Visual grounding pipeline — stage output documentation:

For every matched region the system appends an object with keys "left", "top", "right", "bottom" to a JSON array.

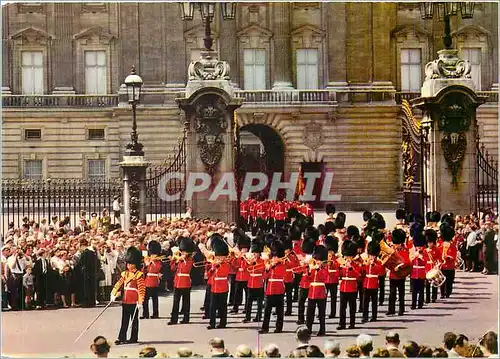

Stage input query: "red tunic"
[
  {"left": 265, "top": 262, "right": 286, "bottom": 296},
  {"left": 439, "top": 243, "right": 457, "bottom": 270},
  {"left": 363, "top": 262, "right": 385, "bottom": 289},
  {"left": 339, "top": 262, "right": 362, "bottom": 293},
  {"left": 144, "top": 259, "right": 162, "bottom": 288},
  {"left": 247, "top": 258, "right": 265, "bottom": 289},
  {"left": 388, "top": 248, "right": 411, "bottom": 280},
  {"left": 326, "top": 257, "right": 340, "bottom": 284},
  {"left": 425, "top": 246, "right": 442, "bottom": 272},
  {"left": 249, "top": 201, "right": 257, "bottom": 219},
  {"left": 284, "top": 253, "right": 300, "bottom": 283},
  {"left": 293, "top": 240, "right": 304, "bottom": 257},
  {"left": 304, "top": 204, "right": 314, "bottom": 217},
  {"left": 235, "top": 257, "right": 250, "bottom": 282},
  {"left": 274, "top": 202, "right": 286, "bottom": 221},
  {"left": 298, "top": 265, "right": 311, "bottom": 289},
  {"left": 111, "top": 269, "right": 146, "bottom": 304},
  {"left": 307, "top": 266, "right": 328, "bottom": 299},
  {"left": 240, "top": 201, "right": 249, "bottom": 220},
  {"left": 171, "top": 259, "right": 193, "bottom": 289},
  {"left": 210, "top": 261, "right": 230, "bottom": 293},
  {"left": 411, "top": 248, "right": 429, "bottom": 279}
]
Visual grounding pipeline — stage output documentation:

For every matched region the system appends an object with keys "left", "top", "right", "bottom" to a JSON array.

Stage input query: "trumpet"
[
  {"left": 166, "top": 252, "right": 184, "bottom": 263},
  {"left": 291, "top": 258, "right": 329, "bottom": 273},
  {"left": 193, "top": 257, "right": 231, "bottom": 268},
  {"left": 144, "top": 254, "right": 167, "bottom": 263}
]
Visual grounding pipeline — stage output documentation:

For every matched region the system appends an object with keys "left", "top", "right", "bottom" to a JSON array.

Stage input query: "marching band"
[{"left": 108, "top": 203, "right": 462, "bottom": 343}]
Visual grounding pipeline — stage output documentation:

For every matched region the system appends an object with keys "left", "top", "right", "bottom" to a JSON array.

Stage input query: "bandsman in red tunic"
[
  {"left": 337, "top": 240, "right": 362, "bottom": 330},
  {"left": 230, "top": 232, "right": 251, "bottom": 314},
  {"left": 240, "top": 200, "right": 250, "bottom": 230},
  {"left": 295, "top": 237, "right": 316, "bottom": 325},
  {"left": 283, "top": 238, "right": 300, "bottom": 316},
  {"left": 410, "top": 227, "right": 428, "bottom": 310},
  {"left": 274, "top": 201, "right": 287, "bottom": 231},
  {"left": 243, "top": 238, "right": 265, "bottom": 323},
  {"left": 259, "top": 240, "right": 286, "bottom": 334},
  {"left": 111, "top": 247, "right": 146, "bottom": 345},
  {"left": 207, "top": 234, "right": 230, "bottom": 329},
  {"left": 141, "top": 240, "right": 162, "bottom": 319},
  {"left": 386, "top": 229, "right": 412, "bottom": 316},
  {"left": 439, "top": 223, "right": 458, "bottom": 299},
  {"left": 168, "top": 237, "right": 195, "bottom": 325},
  {"left": 362, "top": 241, "right": 385, "bottom": 323},
  {"left": 324, "top": 235, "right": 340, "bottom": 318},
  {"left": 305, "top": 245, "right": 328, "bottom": 336},
  {"left": 424, "top": 229, "right": 441, "bottom": 303},
  {"left": 290, "top": 227, "right": 303, "bottom": 302},
  {"left": 395, "top": 209, "right": 407, "bottom": 230},
  {"left": 325, "top": 204, "right": 336, "bottom": 222}
]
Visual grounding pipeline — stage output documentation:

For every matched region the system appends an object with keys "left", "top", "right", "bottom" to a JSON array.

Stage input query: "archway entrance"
[{"left": 239, "top": 124, "right": 285, "bottom": 199}]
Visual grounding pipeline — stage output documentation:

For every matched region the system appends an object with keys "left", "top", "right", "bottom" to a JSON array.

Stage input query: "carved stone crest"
[
  {"left": 441, "top": 132, "right": 467, "bottom": 184},
  {"left": 302, "top": 121, "right": 323, "bottom": 151},
  {"left": 188, "top": 51, "right": 231, "bottom": 81},
  {"left": 425, "top": 49, "right": 471, "bottom": 80}
]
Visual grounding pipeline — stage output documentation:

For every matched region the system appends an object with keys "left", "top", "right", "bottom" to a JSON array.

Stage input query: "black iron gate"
[
  {"left": 476, "top": 142, "right": 498, "bottom": 213},
  {"left": 1, "top": 178, "right": 122, "bottom": 234},
  {"left": 144, "top": 132, "right": 187, "bottom": 222}
]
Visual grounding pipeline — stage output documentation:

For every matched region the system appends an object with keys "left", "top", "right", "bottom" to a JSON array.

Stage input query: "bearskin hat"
[
  {"left": 367, "top": 241, "right": 381, "bottom": 256},
  {"left": 304, "top": 216, "right": 314, "bottom": 227},
  {"left": 391, "top": 229, "right": 407, "bottom": 245},
  {"left": 211, "top": 234, "right": 229, "bottom": 256},
  {"left": 289, "top": 227, "right": 302, "bottom": 241},
  {"left": 287, "top": 207, "right": 299, "bottom": 219},
  {"left": 301, "top": 237, "right": 316, "bottom": 254},
  {"left": 440, "top": 223, "right": 455, "bottom": 242},
  {"left": 365, "top": 219, "right": 379, "bottom": 236},
  {"left": 236, "top": 234, "right": 251, "bottom": 249},
  {"left": 282, "top": 238, "right": 293, "bottom": 251},
  {"left": 425, "top": 229, "right": 438, "bottom": 244},
  {"left": 346, "top": 225, "right": 360, "bottom": 239},
  {"left": 410, "top": 222, "right": 424, "bottom": 239},
  {"left": 396, "top": 208, "right": 407, "bottom": 220},
  {"left": 372, "top": 231, "right": 385, "bottom": 243},
  {"left": 271, "top": 240, "right": 285, "bottom": 258},
  {"left": 256, "top": 217, "right": 268, "bottom": 230},
  {"left": 363, "top": 210, "right": 373, "bottom": 222},
  {"left": 179, "top": 237, "right": 196, "bottom": 253},
  {"left": 425, "top": 212, "right": 433, "bottom": 223},
  {"left": 334, "top": 212, "right": 346, "bottom": 229},
  {"left": 373, "top": 213, "right": 386, "bottom": 229},
  {"left": 324, "top": 235, "right": 338, "bottom": 253},
  {"left": 430, "top": 211, "right": 441, "bottom": 223},
  {"left": 324, "top": 221, "right": 335, "bottom": 234},
  {"left": 147, "top": 240, "right": 161, "bottom": 256},
  {"left": 326, "top": 204, "right": 336, "bottom": 215},
  {"left": 441, "top": 213, "right": 455, "bottom": 228},
  {"left": 265, "top": 233, "right": 276, "bottom": 248},
  {"left": 250, "top": 237, "right": 265, "bottom": 253},
  {"left": 352, "top": 235, "right": 365, "bottom": 251},
  {"left": 125, "top": 246, "right": 143, "bottom": 268},
  {"left": 304, "top": 226, "right": 319, "bottom": 242},
  {"left": 313, "top": 245, "right": 328, "bottom": 262},
  {"left": 341, "top": 240, "right": 358, "bottom": 257},
  {"left": 413, "top": 233, "right": 426, "bottom": 247},
  {"left": 407, "top": 212, "right": 417, "bottom": 224}
]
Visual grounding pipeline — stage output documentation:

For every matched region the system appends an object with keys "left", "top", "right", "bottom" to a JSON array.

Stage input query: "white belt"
[
  {"left": 286, "top": 269, "right": 293, "bottom": 272},
  {"left": 176, "top": 273, "right": 190, "bottom": 277},
  {"left": 250, "top": 273, "right": 262, "bottom": 277},
  {"left": 328, "top": 270, "right": 338, "bottom": 273},
  {"left": 342, "top": 277, "right": 357, "bottom": 281},
  {"left": 238, "top": 268, "right": 245, "bottom": 272},
  {"left": 268, "top": 279, "right": 283, "bottom": 282},
  {"left": 427, "top": 261, "right": 434, "bottom": 264},
  {"left": 413, "top": 266, "right": 425, "bottom": 269},
  {"left": 366, "top": 274, "right": 378, "bottom": 278},
  {"left": 147, "top": 273, "right": 160, "bottom": 277},
  {"left": 214, "top": 277, "right": 227, "bottom": 281},
  {"left": 124, "top": 286, "right": 138, "bottom": 292},
  {"left": 310, "top": 282, "right": 325, "bottom": 287}
]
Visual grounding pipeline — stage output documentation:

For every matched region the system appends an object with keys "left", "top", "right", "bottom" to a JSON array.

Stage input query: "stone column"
[
  {"left": 52, "top": 3, "right": 75, "bottom": 94},
  {"left": 219, "top": 16, "right": 240, "bottom": 89},
  {"left": 272, "top": 3, "right": 294, "bottom": 90},
  {"left": 120, "top": 158, "right": 150, "bottom": 229},
  {"left": 120, "top": 3, "right": 140, "bottom": 84},
  {"left": 325, "top": 3, "right": 348, "bottom": 90},
  {"left": 2, "top": 5, "right": 11, "bottom": 94},
  {"left": 165, "top": 3, "right": 186, "bottom": 90},
  {"left": 372, "top": 3, "right": 396, "bottom": 90},
  {"left": 346, "top": 3, "right": 372, "bottom": 85}
]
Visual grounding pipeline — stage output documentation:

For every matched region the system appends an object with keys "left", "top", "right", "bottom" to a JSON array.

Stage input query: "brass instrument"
[
  {"left": 247, "top": 252, "right": 291, "bottom": 271},
  {"left": 441, "top": 242, "right": 450, "bottom": 268},
  {"left": 144, "top": 254, "right": 167, "bottom": 263},
  {"left": 193, "top": 256, "right": 231, "bottom": 268},
  {"left": 290, "top": 258, "right": 328, "bottom": 273}
]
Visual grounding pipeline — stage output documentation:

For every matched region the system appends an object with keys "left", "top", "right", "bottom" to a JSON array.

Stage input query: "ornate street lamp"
[
  {"left": 179, "top": 2, "right": 237, "bottom": 51},
  {"left": 420, "top": 2, "right": 475, "bottom": 49},
  {"left": 124, "top": 66, "right": 144, "bottom": 156}
]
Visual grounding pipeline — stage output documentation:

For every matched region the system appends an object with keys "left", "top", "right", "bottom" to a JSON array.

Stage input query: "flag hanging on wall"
[{"left": 296, "top": 164, "right": 305, "bottom": 199}]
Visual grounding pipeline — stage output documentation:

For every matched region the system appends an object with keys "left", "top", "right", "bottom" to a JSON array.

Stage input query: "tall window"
[
  {"left": 85, "top": 51, "right": 107, "bottom": 94},
  {"left": 400, "top": 49, "right": 421, "bottom": 92},
  {"left": 24, "top": 160, "right": 43, "bottom": 180},
  {"left": 296, "top": 49, "right": 319, "bottom": 89},
  {"left": 88, "top": 160, "right": 106, "bottom": 182},
  {"left": 462, "top": 48, "right": 481, "bottom": 90},
  {"left": 243, "top": 49, "right": 266, "bottom": 90},
  {"left": 21, "top": 51, "right": 44, "bottom": 94}
]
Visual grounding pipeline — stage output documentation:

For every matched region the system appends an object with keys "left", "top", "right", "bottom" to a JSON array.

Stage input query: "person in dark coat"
[
  {"left": 482, "top": 221, "right": 498, "bottom": 275},
  {"left": 75, "top": 238, "right": 99, "bottom": 307},
  {"left": 33, "top": 248, "right": 50, "bottom": 309}
]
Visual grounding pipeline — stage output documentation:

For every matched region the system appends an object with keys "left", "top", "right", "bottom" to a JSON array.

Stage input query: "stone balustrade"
[{"left": 395, "top": 90, "right": 499, "bottom": 104}]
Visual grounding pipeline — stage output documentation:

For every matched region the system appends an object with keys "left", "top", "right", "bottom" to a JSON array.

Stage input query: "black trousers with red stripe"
[
  {"left": 118, "top": 303, "right": 139, "bottom": 342},
  {"left": 306, "top": 298, "right": 326, "bottom": 334}
]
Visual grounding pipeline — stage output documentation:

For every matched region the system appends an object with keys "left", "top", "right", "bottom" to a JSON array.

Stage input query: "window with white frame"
[
  {"left": 400, "top": 49, "right": 422, "bottom": 92},
  {"left": 461, "top": 48, "right": 481, "bottom": 90},
  {"left": 296, "top": 49, "right": 319, "bottom": 89},
  {"left": 243, "top": 49, "right": 266, "bottom": 90},
  {"left": 24, "top": 160, "right": 43, "bottom": 180},
  {"left": 21, "top": 51, "right": 44, "bottom": 94},
  {"left": 88, "top": 159, "right": 106, "bottom": 182},
  {"left": 85, "top": 51, "right": 107, "bottom": 94}
]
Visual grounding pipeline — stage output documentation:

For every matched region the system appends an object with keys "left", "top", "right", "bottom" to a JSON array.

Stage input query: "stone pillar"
[
  {"left": 120, "top": 3, "right": 140, "bottom": 83},
  {"left": 325, "top": 3, "right": 348, "bottom": 90},
  {"left": 120, "top": 157, "right": 150, "bottom": 229},
  {"left": 2, "top": 5, "right": 11, "bottom": 94},
  {"left": 272, "top": 3, "right": 294, "bottom": 90},
  {"left": 165, "top": 3, "right": 186, "bottom": 90},
  {"left": 372, "top": 3, "right": 396, "bottom": 90},
  {"left": 219, "top": 17, "right": 240, "bottom": 89},
  {"left": 413, "top": 49, "right": 486, "bottom": 214},
  {"left": 52, "top": 3, "right": 75, "bottom": 94},
  {"left": 346, "top": 3, "right": 372, "bottom": 85}
]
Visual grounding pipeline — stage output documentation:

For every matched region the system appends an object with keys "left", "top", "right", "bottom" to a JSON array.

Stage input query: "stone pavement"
[{"left": 2, "top": 271, "right": 498, "bottom": 358}]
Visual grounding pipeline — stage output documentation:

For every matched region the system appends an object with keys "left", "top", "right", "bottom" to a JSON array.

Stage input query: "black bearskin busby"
[
  {"left": 430, "top": 211, "right": 441, "bottom": 223},
  {"left": 211, "top": 234, "right": 229, "bottom": 256},
  {"left": 251, "top": 238, "right": 265, "bottom": 253},
  {"left": 440, "top": 223, "right": 455, "bottom": 242},
  {"left": 334, "top": 212, "right": 346, "bottom": 229},
  {"left": 396, "top": 208, "right": 407, "bottom": 220},
  {"left": 179, "top": 237, "right": 196, "bottom": 253},
  {"left": 410, "top": 222, "right": 424, "bottom": 239},
  {"left": 283, "top": 238, "right": 293, "bottom": 251},
  {"left": 441, "top": 213, "right": 455, "bottom": 228},
  {"left": 372, "top": 231, "right": 385, "bottom": 244},
  {"left": 147, "top": 240, "right": 161, "bottom": 256},
  {"left": 413, "top": 233, "right": 426, "bottom": 247},
  {"left": 256, "top": 217, "right": 268, "bottom": 231},
  {"left": 346, "top": 225, "right": 360, "bottom": 239},
  {"left": 326, "top": 204, "right": 336, "bottom": 215},
  {"left": 313, "top": 245, "right": 328, "bottom": 262},
  {"left": 367, "top": 241, "right": 381, "bottom": 256},
  {"left": 352, "top": 235, "right": 365, "bottom": 252},
  {"left": 363, "top": 211, "right": 373, "bottom": 222},
  {"left": 289, "top": 227, "right": 302, "bottom": 241},
  {"left": 425, "top": 212, "right": 432, "bottom": 223},
  {"left": 324, "top": 221, "right": 335, "bottom": 234},
  {"left": 236, "top": 233, "right": 251, "bottom": 249},
  {"left": 304, "top": 226, "right": 319, "bottom": 242},
  {"left": 341, "top": 240, "right": 357, "bottom": 257},
  {"left": 287, "top": 207, "right": 299, "bottom": 219},
  {"left": 407, "top": 212, "right": 417, "bottom": 224},
  {"left": 391, "top": 229, "right": 406, "bottom": 245},
  {"left": 301, "top": 237, "right": 316, "bottom": 255},
  {"left": 425, "top": 229, "right": 438, "bottom": 244},
  {"left": 304, "top": 216, "right": 314, "bottom": 227},
  {"left": 365, "top": 219, "right": 379, "bottom": 237},
  {"left": 324, "top": 235, "right": 338, "bottom": 253},
  {"left": 271, "top": 240, "right": 285, "bottom": 258},
  {"left": 373, "top": 213, "right": 386, "bottom": 229},
  {"left": 265, "top": 233, "right": 276, "bottom": 248},
  {"left": 125, "top": 246, "right": 143, "bottom": 268}
]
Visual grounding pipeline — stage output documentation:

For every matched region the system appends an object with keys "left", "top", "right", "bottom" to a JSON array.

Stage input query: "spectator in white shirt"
[
  {"left": 112, "top": 196, "right": 122, "bottom": 225},
  {"left": 6, "top": 247, "right": 27, "bottom": 310},
  {"left": 466, "top": 225, "right": 481, "bottom": 272}
]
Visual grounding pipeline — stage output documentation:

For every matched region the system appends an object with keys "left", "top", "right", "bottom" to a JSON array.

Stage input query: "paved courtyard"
[{"left": 2, "top": 271, "right": 497, "bottom": 358}]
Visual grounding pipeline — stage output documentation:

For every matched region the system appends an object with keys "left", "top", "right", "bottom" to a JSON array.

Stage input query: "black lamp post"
[
  {"left": 124, "top": 66, "right": 144, "bottom": 156},
  {"left": 419, "top": 116, "right": 433, "bottom": 219},
  {"left": 179, "top": 2, "right": 237, "bottom": 51},
  {"left": 420, "top": 2, "right": 475, "bottom": 49}
]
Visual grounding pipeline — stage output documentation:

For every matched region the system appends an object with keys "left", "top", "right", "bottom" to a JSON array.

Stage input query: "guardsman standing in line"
[
  {"left": 283, "top": 239, "right": 299, "bottom": 316},
  {"left": 141, "top": 240, "right": 162, "bottom": 319},
  {"left": 395, "top": 209, "right": 407, "bottom": 229},
  {"left": 386, "top": 229, "right": 411, "bottom": 316},
  {"left": 424, "top": 229, "right": 440, "bottom": 303},
  {"left": 324, "top": 235, "right": 340, "bottom": 318},
  {"left": 305, "top": 245, "right": 328, "bottom": 336},
  {"left": 362, "top": 241, "right": 384, "bottom": 323},
  {"left": 410, "top": 228, "right": 428, "bottom": 310},
  {"left": 207, "top": 234, "right": 230, "bottom": 330},
  {"left": 259, "top": 241, "right": 286, "bottom": 334},
  {"left": 290, "top": 226, "right": 304, "bottom": 302},
  {"left": 249, "top": 199, "right": 257, "bottom": 232},
  {"left": 296, "top": 237, "right": 315, "bottom": 325},
  {"left": 325, "top": 204, "right": 336, "bottom": 222},
  {"left": 230, "top": 234, "right": 251, "bottom": 314},
  {"left": 439, "top": 223, "right": 457, "bottom": 299},
  {"left": 168, "top": 237, "right": 195, "bottom": 325},
  {"left": 111, "top": 247, "right": 145, "bottom": 345},
  {"left": 337, "top": 240, "right": 362, "bottom": 330},
  {"left": 274, "top": 201, "right": 286, "bottom": 232},
  {"left": 240, "top": 200, "right": 250, "bottom": 232},
  {"left": 243, "top": 238, "right": 265, "bottom": 323}
]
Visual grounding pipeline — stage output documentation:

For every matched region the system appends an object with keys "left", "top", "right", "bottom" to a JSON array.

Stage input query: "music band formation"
[{"left": 110, "top": 203, "right": 462, "bottom": 345}]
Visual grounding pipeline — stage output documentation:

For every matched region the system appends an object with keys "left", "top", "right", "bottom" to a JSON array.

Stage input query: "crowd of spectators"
[{"left": 86, "top": 328, "right": 498, "bottom": 358}]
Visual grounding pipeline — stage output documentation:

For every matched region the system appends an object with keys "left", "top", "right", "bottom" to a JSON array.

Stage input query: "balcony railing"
[
  {"left": 234, "top": 90, "right": 337, "bottom": 104},
  {"left": 2, "top": 95, "right": 119, "bottom": 108},
  {"left": 395, "top": 90, "right": 499, "bottom": 104}
]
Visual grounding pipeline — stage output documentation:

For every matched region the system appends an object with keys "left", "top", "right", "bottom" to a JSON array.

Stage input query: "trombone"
[{"left": 291, "top": 258, "right": 330, "bottom": 273}]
